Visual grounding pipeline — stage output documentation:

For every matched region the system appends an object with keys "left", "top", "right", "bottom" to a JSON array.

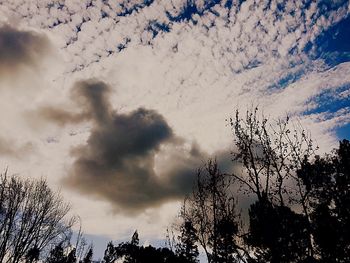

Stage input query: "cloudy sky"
[{"left": 0, "top": 0, "right": 350, "bottom": 259}]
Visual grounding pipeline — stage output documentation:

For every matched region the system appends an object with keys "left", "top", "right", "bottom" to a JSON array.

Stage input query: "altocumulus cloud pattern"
[
  {"left": 1, "top": 0, "right": 349, "bottom": 136},
  {"left": 0, "top": 0, "right": 350, "bottom": 214}
]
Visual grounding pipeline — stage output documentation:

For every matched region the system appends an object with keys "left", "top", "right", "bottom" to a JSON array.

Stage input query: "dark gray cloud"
[
  {"left": 41, "top": 80, "right": 210, "bottom": 213},
  {"left": 32, "top": 80, "right": 110, "bottom": 126},
  {"left": 0, "top": 136, "right": 34, "bottom": 158},
  {"left": 0, "top": 24, "right": 50, "bottom": 76},
  {"left": 36, "top": 107, "right": 86, "bottom": 126}
]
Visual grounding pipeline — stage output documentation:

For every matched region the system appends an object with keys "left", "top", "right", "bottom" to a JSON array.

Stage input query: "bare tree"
[
  {"left": 230, "top": 107, "right": 315, "bottom": 205},
  {"left": 73, "top": 216, "right": 90, "bottom": 262},
  {"left": 0, "top": 171, "right": 76, "bottom": 263}
]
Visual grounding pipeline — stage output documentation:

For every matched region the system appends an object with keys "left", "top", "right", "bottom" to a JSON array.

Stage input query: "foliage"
[{"left": 298, "top": 139, "right": 350, "bottom": 262}]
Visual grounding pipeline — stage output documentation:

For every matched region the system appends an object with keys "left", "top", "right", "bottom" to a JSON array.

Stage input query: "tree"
[
  {"left": 0, "top": 172, "right": 75, "bottom": 263},
  {"left": 82, "top": 247, "right": 93, "bottom": 263},
  {"left": 45, "top": 244, "right": 66, "bottom": 263},
  {"left": 179, "top": 160, "right": 240, "bottom": 263},
  {"left": 103, "top": 232, "right": 191, "bottom": 263},
  {"left": 175, "top": 108, "right": 350, "bottom": 263},
  {"left": 247, "top": 196, "right": 310, "bottom": 263},
  {"left": 297, "top": 139, "right": 350, "bottom": 262},
  {"left": 229, "top": 108, "right": 317, "bottom": 262},
  {"left": 230, "top": 108, "right": 315, "bottom": 204},
  {"left": 131, "top": 231, "right": 139, "bottom": 246},
  {"left": 66, "top": 248, "right": 76, "bottom": 263},
  {"left": 25, "top": 247, "right": 40, "bottom": 263},
  {"left": 215, "top": 217, "right": 239, "bottom": 263},
  {"left": 176, "top": 221, "right": 199, "bottom": 263},
  {"left": 74, "top": 217, "right": 89, "bottom": 262},
  {"left": 102, "top": 242, "right": 118, "bottom": 263}
]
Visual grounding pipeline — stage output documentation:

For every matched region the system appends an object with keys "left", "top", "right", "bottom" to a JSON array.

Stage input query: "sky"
[{"left": 0, "top": 0, "right": 349, "bottom": 260}]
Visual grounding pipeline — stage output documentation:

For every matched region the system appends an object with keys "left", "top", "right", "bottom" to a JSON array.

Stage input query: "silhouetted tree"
[
  {"left": 175, "top": 108, "right": 349, "bottom": 263},
  {"left": 82, "top": 247, "right": 93, "bottom": 263},
  {"left": 298, "top": 139, "right": 350, "bottom": 262},
  {"left": 140, "top": 246, "right": 181, "bottom": 263},
  {"left": 74, "top": 217, "right": 89, "bottom": 262},
  {"left": 118, "top": 231, "right": 140, "bottom": 263},
  {"left": 216, "top": 217, "right": 239, "bottom": 263},
  {"left": 66, "top": 248, "right": 76, "bottom": 263},
  {"left": 247, "top": 196, "right": 310, "bottom": 263},
  {"left": 230, "top": 108, "right": 315, "bottom": 204},
  {"left": 102, "top": 242, "right": 117, "bottom": 263},
  {"left": 103, "top": 232, "right": 192, "bottom": 263},
  {"left": 176, "top": 221, "right": 199, "bottom": 263},
  {"left": 179, "top": 160, "right": 240, "bottom": 262},
  {"left": 46, "top": 244, "right": 66, "bottom": 263},
  {"left": 0, "top": 172, "right": 75, "bottom": 263},
  {"left": 131, "top": 231, "right": 139, "bottom": 246},
  {"left": 229, "top": 109, "right": 350, "bottom": 263},
  {"left": 230, "top": 108, "right": 317, "bottom": 262},
  {"left": 25, "top": 247, "right": 40, "bottom": 263}
]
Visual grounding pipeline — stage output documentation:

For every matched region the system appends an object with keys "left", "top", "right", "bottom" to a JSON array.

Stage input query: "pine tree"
[{"left": 131, "top": 231, "right": 139, "bottom": 246}]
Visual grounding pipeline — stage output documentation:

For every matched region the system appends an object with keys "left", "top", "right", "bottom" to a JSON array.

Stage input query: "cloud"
[
  {"left": 0, "top": 24, "right": 50, "bottom": 76},
  {"left": 2, "top": 2, "right": 349, "bottom": 141},
  {"left": 2, "top": 0, "right": 347, "bottom": 74},
  {"left": 0, "top": 135, "right": 34, "bottom": 158},
  {"left": 41, "top": 80, "right": 208, "bottom": 213},
  {"left": 35, "top": 107, "right": 86, "bottom": 127},
  {"left": 0, "top": 0, "right": 349, "bottom": 240},
  {"left": 0, "top": 136, "right": 19, "bottom": 156}
]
